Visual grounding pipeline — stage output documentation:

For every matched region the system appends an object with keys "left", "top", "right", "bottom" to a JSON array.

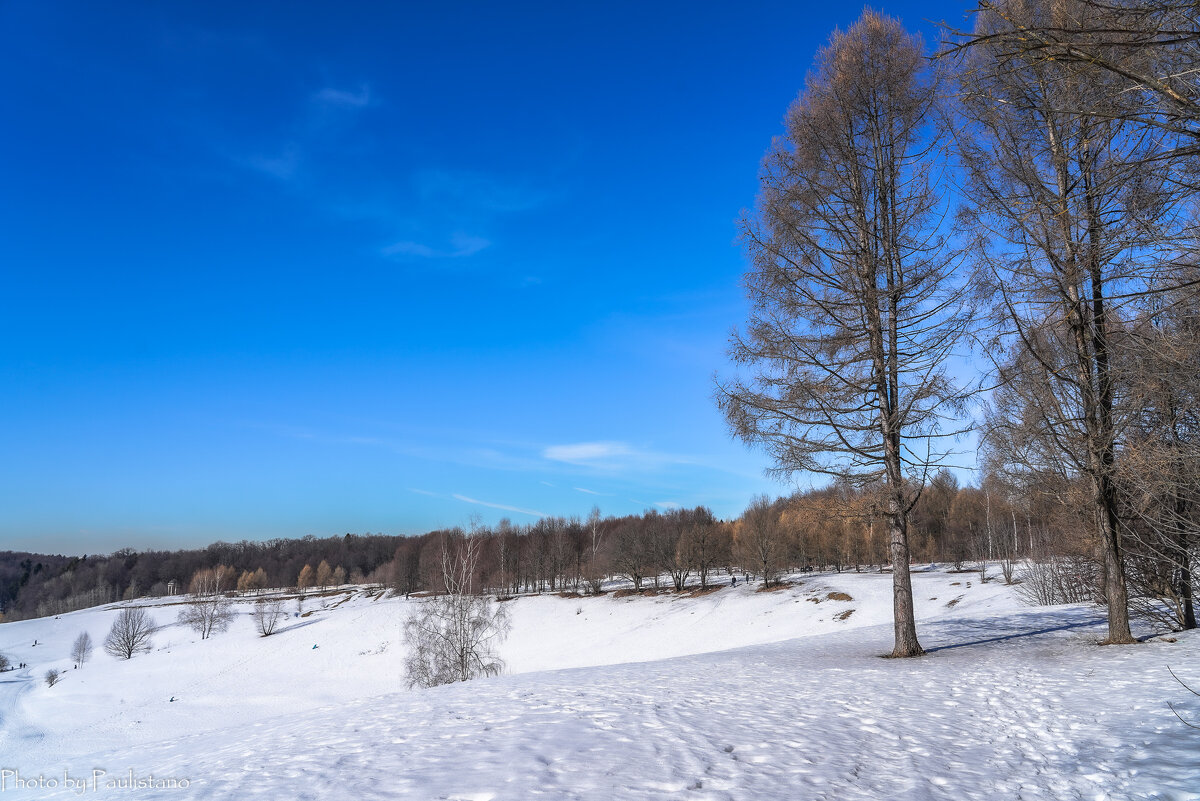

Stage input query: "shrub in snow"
[
  {"left": 44, "top": 669, "right": 60, "bottom": 687},
  {"left": 1000, "top": 556, "right": 1017, "bottom": 585},
  {"left": 1016, "top": 556, "right": 1098, "bottom": 606}
]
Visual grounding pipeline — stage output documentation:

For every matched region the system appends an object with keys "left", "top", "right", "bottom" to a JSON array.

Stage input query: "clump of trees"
[
  {"left": 236, "top": 567, "right": 270, "bottom": 594},
  {"left": 706, "top": 0, "right": 1200, "bottom": 646},
  {"left": 736, "top": 497, "right": 786, "bottom": 588},
  {"left": 942, "top": 0, "right": 1200, "bottom": 638},
  {"left": 104, "top": 607, "right": 155, "bottom": 660},
  {"left": 0, "top": 534, "right": 398, "bottom": 621}
]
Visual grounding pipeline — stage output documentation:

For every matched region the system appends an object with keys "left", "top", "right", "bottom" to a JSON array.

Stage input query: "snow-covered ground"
[{"left": 0, "top": 568, "right": 1197, "bottom": 799}]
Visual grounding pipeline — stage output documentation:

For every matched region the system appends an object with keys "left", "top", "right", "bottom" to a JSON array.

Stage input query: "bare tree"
[
  {"left": 178, "top": 567, "right": 236, "bottom": 640},
  {"left": 316, "top": 559, "right": 333, "bottom": 590},
  {"left": 252, "top": 598, "right": 286, "bottom": 637},
  {"left": 44, "top": 669, "right": 60, "bottom": 687},
  {"left": 104, "top": 606, "right": 155, "bottom": 660},
  {"left": 1118, "top": 288, "right": 1200, "bottom": 630},
  {"left": 716, "top": 11, "right": 970, "bottom": 656},
  {"left": 403, "top": 528, "right": 512, "bottom": 689},
  {"left": 584, "top": 506, "right": 606, "bottom": 594},
  {"left": 951, "top": 0, "right": 1195, "bottom": 644},
  {"left": 642, "top": 510, "right": 676, "bottom": 590},
  {"left": 735, "top": 496, "right": 787, "bottom": 587},
  {"left": 71, "top": 631, "right": 94, "bottom": 667},
  {"left": 678, "top": 507, "right": 731, "bottom": 589},
  {"left": 945, "top": 0, "right": 1200, "bottom": 182},
  {"left": 664, "top": 509, "right": 693, "bottom": 591},
  {"left": 297, "top": 564, "right": 315, "bottom": 595},
  {"left": 611, "top": 517, "right": 652, "bottom": 592}
]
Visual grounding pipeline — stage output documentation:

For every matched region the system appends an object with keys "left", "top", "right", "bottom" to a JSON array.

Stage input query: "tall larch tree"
[{"left": 717, "top": 11, "right": 970, "bottom": 657}]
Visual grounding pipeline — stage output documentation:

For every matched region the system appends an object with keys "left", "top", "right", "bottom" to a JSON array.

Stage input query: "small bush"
[
  {"left": 1016, "top": 556, "right": 1098, "bottom": 606},
  {"left": 1000, "top": 557, "right": 1017, "bottom": 585},
  {"left": 44, "top": 669, "right": 60, "bottom": 687}
]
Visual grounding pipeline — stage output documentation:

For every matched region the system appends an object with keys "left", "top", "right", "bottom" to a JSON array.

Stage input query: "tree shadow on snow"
[
  {"left": 273, "top": 619, "right": 322, "bottom": 636},
  {"left": 924, "top": 609, "right": 1107, "bottom": 653}
]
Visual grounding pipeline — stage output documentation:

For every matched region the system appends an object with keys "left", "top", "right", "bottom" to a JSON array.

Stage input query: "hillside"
[{"left": 0, "top": 568, "right": 1197, "bottom": 799}]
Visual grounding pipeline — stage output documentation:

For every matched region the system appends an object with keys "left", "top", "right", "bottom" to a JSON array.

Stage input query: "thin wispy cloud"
[
  {"left": 312, "top": 85, "right": 372, "bottom": 109},
  {"left": 377, "top": 170, "right": 547, "bottom": 263},
  {"left": 542, "top": 441, "right": 694, "bottom": 473},
  {"left": 414, "top": 168, "right": 546, "bottom": 215},
  {"left": 573, "top": 487, "right": 608, "bottom": 496},
  {"left": 543, "top": 441, "right": 634, "bottom": 463},
  {"left": 452, "top": 494, "right": 545, "bottom": 518},
  {"left": 382, "top": 233, "right": 491, "bottom": 260},
  {"left": 241, "top": 143, "right": 303, "bottom": 181},
  {"left": 231, "top": 84, "right": 373, "bottom": 185},
  {"left": 409, "top": 489, "right": 545, "bottom": 518}
]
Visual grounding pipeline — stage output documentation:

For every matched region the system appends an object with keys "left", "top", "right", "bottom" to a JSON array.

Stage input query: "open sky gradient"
[{"left": 0, "top": 0, "right": 974, "bottom": 553}]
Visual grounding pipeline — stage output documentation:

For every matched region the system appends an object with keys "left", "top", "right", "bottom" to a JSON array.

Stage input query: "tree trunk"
[
  {"left": 887, "top": 496, "right": 923, "bottom": 658},
  {"left": 1176, "top": 495, "right": 1197, "bottom": 630},
  {"left": 1095, "top": 475, "right": 1135, "bottom": 644}
]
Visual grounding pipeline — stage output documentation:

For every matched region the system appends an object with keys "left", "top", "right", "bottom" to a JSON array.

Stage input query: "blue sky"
[{"left": 0, "top": 0, "right": 974, "bottom": 553}]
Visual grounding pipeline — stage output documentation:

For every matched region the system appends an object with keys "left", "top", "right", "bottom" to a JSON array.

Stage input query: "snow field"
[{"left": 0, "top": 569, "right": 1197, "bottom": 800}]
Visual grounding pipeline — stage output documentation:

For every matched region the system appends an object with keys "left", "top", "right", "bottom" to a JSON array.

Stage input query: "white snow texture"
[{"left": 0, "top": 568, "right": 1196, "bottom": 800}]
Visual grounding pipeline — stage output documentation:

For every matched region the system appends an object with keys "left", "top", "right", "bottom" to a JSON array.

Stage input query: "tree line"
[{"left": 0, "top": 466, "right": 1119, "bottom": 625}]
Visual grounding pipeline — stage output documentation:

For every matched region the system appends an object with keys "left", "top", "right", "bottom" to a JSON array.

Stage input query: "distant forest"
[{"left": 4, "top": 465, "right": 1184, "bottom": 629}]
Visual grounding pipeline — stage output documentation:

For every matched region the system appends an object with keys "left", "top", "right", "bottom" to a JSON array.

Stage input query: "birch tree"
[
  {"left": 71, "top": 631, "right": 93, "bottom": 667},
  {"left": 178, "top": 567, "right": 236, "bottom": 640},
  {"left": 403, "top": 528, "right": 511, "bottom": 688}
]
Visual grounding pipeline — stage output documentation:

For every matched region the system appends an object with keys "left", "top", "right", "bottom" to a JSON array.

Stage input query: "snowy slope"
[{"left": 1, "top": 569, "right": 1197, "bottom": 800}]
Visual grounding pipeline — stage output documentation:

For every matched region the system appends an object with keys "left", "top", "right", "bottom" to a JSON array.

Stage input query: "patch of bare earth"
[{"left": 755, "top": 581, "right": 793, "bottom": 593}]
